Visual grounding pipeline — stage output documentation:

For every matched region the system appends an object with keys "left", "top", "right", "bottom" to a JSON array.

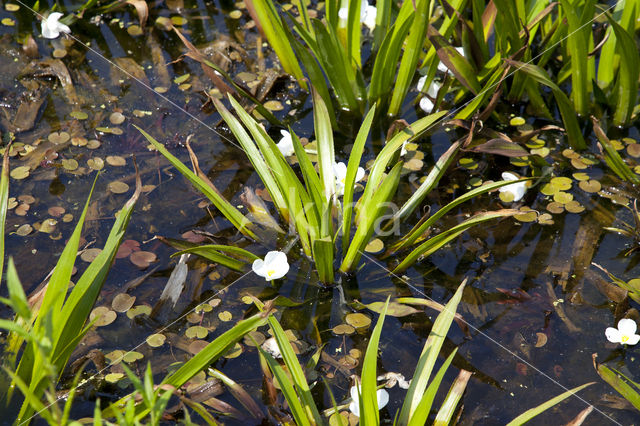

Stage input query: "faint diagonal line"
[
  {"left": 360, "top": 251, "right": 621, "bottom": 426},
  {"left": 20, "top": 270, "right": 253, "bottom": 425}
]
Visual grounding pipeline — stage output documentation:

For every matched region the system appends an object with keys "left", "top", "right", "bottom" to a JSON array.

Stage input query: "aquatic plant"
[
  {"left": 40, "top": 12, "right": 70, "bottom": 39},
  {"left": 252, "top": 250, "right": 290, "bottom": 281},
  {"left": 0, "top": 150, "right": 141, "bottom": 423},
  {"left": 138, "top": 94, "right": 522, "bottom": 283}
]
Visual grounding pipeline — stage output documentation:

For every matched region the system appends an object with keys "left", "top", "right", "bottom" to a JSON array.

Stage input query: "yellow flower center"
[
  {"left": 267, "top": 269, "right": 276, "bottom": 278},
  {"left": 622, "top": 335, "right": 629, "bottom": 343}
]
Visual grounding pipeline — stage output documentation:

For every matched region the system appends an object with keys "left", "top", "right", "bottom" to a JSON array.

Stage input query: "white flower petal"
[
  {"left": 627, "top": 334, "right": 640, "bottom": 345},
  {"left": 252, "top": 251, "right": 289, "bottom": 280},
  {"left": 42, "top": 12, "right": 70, "bottom": 39},
  {"left": 277, "top": 130, "right": 294, "bottom": 157},
  {"left": 362, "top": 5, "right": 377, "bottom": 31},
  {"left": 333, "top": 162, "right": 348, "bottom": 180},
  {"left": 338, "top": 7, "right": 348, "bottom": 20},
  {"left": 618, "top": 318, "right": 637, "bottom": 335},
  {"left": 377, "top": 388, "right": 389, "bottom": 409},
  {"left": 354, "top": 167, "right": 365, "bottom": 182},
  {"left": 417, "top": 75, "right": 427, "bottom": 92},
  {"left": 498, "top": 172, "right": 527, "bottom": 202},
  {"left": 348, "top": 385, "right": 389, "bottom": 417},
  {"left": 605, "top": 327, "right": 621, "bottom": 343},
  {"left": 419, "top": 96, "right": 434, "bottom": 113}
]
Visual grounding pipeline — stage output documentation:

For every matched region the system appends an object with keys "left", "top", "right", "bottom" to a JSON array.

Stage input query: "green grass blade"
[
  {"left": 505, "top": 59, "right": 586, "bottom": 149},
  {"left": 340, "top": 163, "right": 402, "bottom": 272},
  {"left": 259, "top": 349, "right": 311, "bottom": 425},
  {"left": 398, "top": 280, "right": 466, "bottom": 424},
  {"left": 393, "top": 210, "right": 519, "bottom": 273},
  {"left": 387, "top": 0, "right": 433, "bottom": 115},
  {"left": 245, "top": 0, "right": 306, "bottom": 86},
  {"left": 592, "top": 116, "right": 640, "bottom": 184},
  {"left": 172, "top": 246, "right": 250, "bottom": 271},
  {"left": 346, "top": 0, "right": 362, "bottom": 68},
  {"left": 342, "top": 105, "right": 375, "bottom": 251},
  {"left": 390, "top": 179, "right": 529, "bottom": 253},
  {"left": 606, "top": 11, "right": 639, "bottom": 127},
  {"left": 268, "top": 315, "right": 323, "bottom": 423},
  {"left": 407, "top": 349, "right": 457, "bottom": 426},
  {"left": 506, "top": 382, "right": 594, "bottom": 425},
  {"left": 596, "top": 363, "right": 640, "bottom": 410},
  {"left": 0, "top": 146, "right": 10, "bottom": 282},
  {"left": 433, "top": 369, "right": 472, "bottom": 425},
  {"left": 392, "top": 141, "right": 459, "bottom": 223},
  {"left": 136, "top": 126, "right": 258, "bottom": 239},
  {"left": 360, "top": 298, "right": 388, "bottom": 425},
  {"left": 312, "top": 89, "right": 336, "bottom": 202}
]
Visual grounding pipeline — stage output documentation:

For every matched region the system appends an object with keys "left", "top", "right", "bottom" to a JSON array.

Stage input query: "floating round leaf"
[
  {"left": 87, "top": 139, "right": 101, "bottom": 149},
  {"left": 81, "top": 248, "right": 102, "bottom": 262},
  {"left": 18, "top": 195, "right": 35, "bottom": 204},
  {"left": 570, "top": 158, "right": 587, "bottom": 169},
  {"left": 459, "top": 157, "right": 478, "bottom": 170},
  {"left": 108, "top": 181, "right": 129, "bottom": 194},
  {"left": 174, "top": 73, "right": 190, "bottom": 84},
  {"left": 127, "top": 25, "right": 143, "bottom": 36},
  {"left": 535, "top": 332, "right": 548, "bottom": 348},
  {"left": 537, "top": 213, "right": 554, "bottom": 225},
  {"left": 550, "top": 177, "right": 572, "bottom": 191},
  {"left": 130, "top": 251, "right": 156, "bottom": 268},
  {"left": 195, "top": 303, "right": 213, "bottom": 313},
  {"left": 5, "top": 3, "right": 19, "bottom": 11},
  {"left": 87, "top": 157, "right": 104, "bottom": 170},
  {"left": 72, "top": 137, "right": 87, "bottom": 146},
  {"left": 209, "top": 298, "right": 221, "bottom": 308},
  {"left": 10, "top": 166, "right": 30, "bottom": 180},
  {"left": 553, "top": 191, "right": 573, "bottom": 204},
  {"left": 62, "top": 213, "right": 74, "bottom": 222},
  {"left": 112, "top": 293, "right": 136, "bottom": 312},
  {"left": 338, "top": 355, "right": 358, "bottom": 369},
  {"left": 218, "top": 311, "right": 232, "bottom": 322},
  {"left": 332, "top": 324, "right": 355, "bottom": 335},
  {"left": 109, "top": 112, "right": 126, "bottom": 125},
  {"left": 122, "top": 351, "right": 144, "bottom": 363},
  {"left": 578, "top": 180, "right": 601, "bottom": 193},
  {"left": 186, "top": 312, "right": 202, "bottom": 323},
  {"left": 264, "top": 100, "right": 284, "bottom": 111},
  {"left": 365, "top": 238, "right": 384, "bottom": 253},
  {"left": 62, "top": 158, "right": 78, "bottom": 171},
  {"left": 171, "top": 15, "right": 187, "bottom": 25},
  {"left": 14, "top": 204, "right": 29, "bottom": 216},
  {"left": 565, "top": 200, "right": 585, "bottom": 213},
  {"left": 572, "top": 172, "right": 589, "bottom": 181},
  {"left": 105, "top": 349, "right": 125, "bottom": 363},
  {"left": 52, "top": 49, "right": 67, "bottom": 58},
  {"left": 39, "top": 218, "right": 57, "bottom": 233},
  {"left": 127, "top": 304, "right": 151, "bottom": 319},
  {"left": 105, "top": 373, "right": 124, "bottom": 383},
  {"left": 540, "top": 183, "right": 556, "bottom": 196},
  {"left": 345, "top": 313, "right": 371, "bottom": 329},
  {"left": 146, "top": 333, "right": 166, "bottom": 348},
  {"left": 90, "top": 306, "right": 117, "bottom": 327},
  {"left": 70, "top": 110, "right": 88, "bottom": 120},
  {"left": 229, "top": 10, "right": 242, "bottom": 18},
  {"left": 186, "top": 325, "right": 209, "bottom": 339},
  {"left": 16, "top": 224, "right": 32, "bottom": 236},
  {"left": 514, "top": 208, "right": 537, "bottom": 223},
  {"left": 546, "top": 202, "right": 564, "bottom": 214},
  {"left": 106, "top": 156, "right": 126, "bottom": 166},
  {"left": 48, "top": 132, "right": 70, "bottom": 144}
]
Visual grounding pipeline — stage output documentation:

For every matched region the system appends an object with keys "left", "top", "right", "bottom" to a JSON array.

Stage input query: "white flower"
[
  {"left": 419, "top": 96, "right": 435, "bottom": 114},
  {"left": 334, "top": 162, "right": 365, "bottom": 196},
  {"left": 252, "top": 251, "right": 289, "bottom": 280},
  {"left": 348, "top": 385, "right": 389, "bottom": 417},
  {"left": 41, "top": 12, "right": 71, "bottom": 39},
  {"left": 338, "top": 1, "right": 376, "bottom": 32},
  {"left": 498, "top": 172, "right": 527, "bottom": 202},
  {"left": 276, "top": 130, "right": 295, "bottom": 157},
  {"left": 606, "top": 318, "right": 640, "bottom": 345}
]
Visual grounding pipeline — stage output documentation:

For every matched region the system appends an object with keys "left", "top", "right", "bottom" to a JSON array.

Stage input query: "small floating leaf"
[
  {"left": 127, "top": 304, "right": 151, "bottom": 319},
  {"left": 510, "top": 117, "right": 525, "bottom": 126},
  {"left": 345, "top": 313, "right": 371, "bottom": 329},
  {"left": 106, "top": 156, "right": 126, "bottom": 166},
  {"left": 229, "top": 10, "right": 242, "bottom": 19},
  {"left": 364, "top": 238, "right": 384, "bottom": 253},
  {"left": 264, "top": 100, "right": 284, "bottom": 111},
  {"left": 146, "top": 333, "right": 166, "bottom": 347},
  {"left": 332, "top": 324, "right": 355, "bottom": 335},
  {"left": 218, "top": 311, "right": 232, "bottom": 322},
  {"left": 108, "top": 181, "right": 129, "bottom": 194},
  {"left": 130, "top": 251, "right": 156, "bottom": 268},
  {"left": 62, "top": 158, "right": 78, "bottom": 171},
  {"left": 578, "top": 180, "right": 601, "bottom": 193},
  {"left": 90, "top": 306, "right": 117, "bottom": 327},
  {"left": 70, "top": 110, "right": 88, "bottom": 120},
  {"left": 553, "top": 191, "right": 573, "bottom": 204},
  {"left": 87, "top": 157, "right": 104, "bottom": 170},
  {"left": 48, "top": 132, "right": 70, "bottom": 144},
  {"left": 535, "top": 332, "right": 548, "bottom": 348},
  {"left": 5, "top": 3, "right": 19, "bottom": 11},
  {"left": 186, "top": 326, "right": 208, "bottom": 339},
  {"left": 173, "top": 73, "right": 190, "bottom": 84},
  {"left": 565, "top": 200, "right": 585, "bottom": 213},
  {"left": 38, "top": 218, "right": 57, "bottom": 233},
  {"left": 109, "top": 112, "right": 126, "bottom": 125},
  {"left": 223, "top": 342, "right": 243, "bottom": 358},
  {"left": 122, "top": 351, "right": 144, "bottom": 363},
  {"left": 81, "top": 248, "right": 102, "bottom": 262},
  {"left": 105, "top": 373, "right": 124, "bottom": 383},
  {"left": 112, "top": 293, "right": 136, "bottom": 312},
  {"left": 16, "top": 224, "right": 32, "bottom": 236},
  {"left": 546, "top": 202, "right": 564, "bottom": 214},
  {"left": 10, "top": 166, "right": 29, "bottom": 180}
]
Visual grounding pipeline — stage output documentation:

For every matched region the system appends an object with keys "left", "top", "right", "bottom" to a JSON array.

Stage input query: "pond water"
[{"left": 0, "top": 0, "right": 639, "bottom": 424}]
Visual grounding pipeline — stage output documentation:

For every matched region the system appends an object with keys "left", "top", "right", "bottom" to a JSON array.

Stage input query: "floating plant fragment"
[
  {"left": 252, "top": 251, "right": 289, "bottom": 280},
  {"left": 606, "top": 318, "right": 640, "bottom": 345}
]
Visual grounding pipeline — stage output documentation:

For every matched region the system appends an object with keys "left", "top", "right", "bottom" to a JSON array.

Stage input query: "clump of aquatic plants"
[
  {"left": 138, "top": 93, "right": 523, "bottom": 283},
  {"left": 0, "top": 149, "right": 141, "bottom": 423}
]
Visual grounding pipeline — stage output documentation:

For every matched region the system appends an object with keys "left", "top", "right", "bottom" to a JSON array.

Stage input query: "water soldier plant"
[{"left": 137, "top": 92, "right": 524, "bottom": 283}]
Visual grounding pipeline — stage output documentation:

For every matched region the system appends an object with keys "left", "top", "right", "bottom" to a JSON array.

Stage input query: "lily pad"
[
  {"left": 146, "top": 333, "right": 166, "bottom": 347},
  {"left": 345, "top": 313, "right": 371, "bottom": 329},
  {"left": 108, "top": 181, "right": 129, "bottom": 194},
  {"left": 127, "top": 304, "right": 151, "bottom": 319},
  {"left": 112, "top": 293, "right": 136, "bottom": 312},
  {"left": 90, "top": 306, "right": 117, "bottom": 327},
  {"left": 10, "top": 166, "right": 30, "bottom": 180},
  {"left": 81, "top": 248, "right": 102, "bottom": 262},
  {"left": 122, "top": 351, "right": 144, "bottom": 363},
  {"left": 16, "top": 224, "right": 32, "bottom": 236},
  {"left": 218, "top": 311, "right": 232, "bottom": 321},
  {"left": 130, "top": 251, "right": 156, "bottom": 268},
  {"left": 186, "top": 325, "right": 209, "bottom": 339},
  {"left": 332, "top": 324, "right": 355, "bottom": 335}
]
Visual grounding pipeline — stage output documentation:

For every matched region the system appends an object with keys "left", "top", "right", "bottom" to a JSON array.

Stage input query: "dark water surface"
[{"left": 0, "top": 1, "right": 639, "bottom": 424}]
